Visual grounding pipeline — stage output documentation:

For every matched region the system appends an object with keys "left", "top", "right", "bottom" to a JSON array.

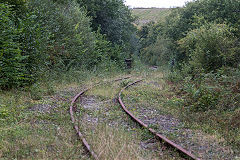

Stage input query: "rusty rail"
[
  {"left": 118, "top": 80, "right": 200, "bottom": 160},
  {"left": 70, "top": 89, "right": 99, "bottom": 159},
  {"left": 69, "top": 77, "right": 131, "bottom": 160}
]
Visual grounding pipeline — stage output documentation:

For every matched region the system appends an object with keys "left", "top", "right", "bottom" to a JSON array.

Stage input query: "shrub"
[
  {"left": 179, "top": 67, "right": 240, "bottom": 112},
  {"left": 0, "top": 106, "right": 10, "bottom": 119},
  {"left": 178, "top": 23, "right": 240, "bottom": 74},
  {"left": 0, "top": 3, "right": 31, "bottom": 89},
  {"left": 18, "top": 11, "right": 50, "bottom": 76},
  {"left": 77, "top": 0, "right": 136, "bottom": 48},
  {"left": 138, "top": 22, "right": 161, "bottom": 50},
  {"left": 28, "top": 0, "right": 96, "bottom": 70},
  {"left": 0, "top": 0, "right": 27, "bottom": 18},
  {"left": 190, "top": 85, "right": 220, "bottom": 112},
  {"left": 89, "top": 30, "right": 124, "bottom": 70},
  {"left": 140, "top": 36, "right": 172, "bottom": 66},
  {"left": 28, "top": 0, "right": 123, "bottom": 71}
]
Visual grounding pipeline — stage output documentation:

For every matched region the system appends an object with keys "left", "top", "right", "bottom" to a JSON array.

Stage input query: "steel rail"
[
  {"left": 69, "top": 76, "right": 131, "bottom": 160},
  {"left": 118, "top": 80, "right": 200, "bottom": 160}
]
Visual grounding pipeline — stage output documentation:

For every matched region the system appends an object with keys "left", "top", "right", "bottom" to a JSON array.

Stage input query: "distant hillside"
[{"left": 132, "top": 8, "right": 171, "bottom": 27}]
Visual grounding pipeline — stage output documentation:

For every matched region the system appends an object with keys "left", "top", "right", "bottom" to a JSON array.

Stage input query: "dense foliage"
[
  {"left": 0, "top": 0, "right": 136, "bottom": 89},
  {"left": 138, "top": 0, "right": 240, "bottom": 148},
  {"left": 178, "top": 23, "right": 240, "bottom": 73},
  {"left": 0, "top": 3, "right": 31, "bottom": 89},
  {"left": 139, "top": 0, "right": 240, "bottom": 68},
  {"left": 75, "top": 0, "right": 138, "bottom": 57},
  {"left": 77, "top": 0, "right": 135, "bottom": 45}
]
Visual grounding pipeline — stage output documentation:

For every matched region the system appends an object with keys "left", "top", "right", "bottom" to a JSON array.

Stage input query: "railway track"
[{"left": 70, "top": 78, "right": 199, "bottom": 160}]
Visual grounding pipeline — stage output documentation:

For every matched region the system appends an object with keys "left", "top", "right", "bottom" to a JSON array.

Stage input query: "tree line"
[
  {"left": 138, "top": 0, "right": 240, "bottom": 73},
  {"left": 0, "top": 0, "right": 137, "bottom": 89},
  {"left": 137, "top": 0, "right": 240, "bottom": 147}
]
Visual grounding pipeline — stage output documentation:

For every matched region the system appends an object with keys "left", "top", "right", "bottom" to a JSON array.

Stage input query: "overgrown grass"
[
  {"left": 0, "top": 67, "right": 126, "bottom": 159},
  {"left": 121, "top": 67, "right": 239, "bottom": 159},
  {"left": 0, "top": 64, "right": 166, "bottom": 159},
  {"left": 74, "top": 72, "right": 184, "bottom": 159},
  {"left": 2, "top": 63, "right": 238, "bottom": 159},
  {"left": 0, "top": 89, "right": 87, "bottom": 159},
  {"left": 166, "top": 67, "right": 240, "bottom": 153},
  {"left": 89, "top": 124, "right": 144, "bottom": 160}
]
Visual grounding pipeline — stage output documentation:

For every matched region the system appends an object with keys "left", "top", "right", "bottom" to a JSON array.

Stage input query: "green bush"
[
  {"left": 178, "top": 67, "right": 240, "bottom": 112},
  {"left": 0, "top": 0, "right": 27, "bottom": 18},
  {"left": 28, "top": 0, "right": 124, "bottom": 71},
  {"left": 28, "top": 0, "right": 96, "bottom": 70},
  {"left": 172, "top": 69, "right": 240, "bottom": 149},
  {"left": 18, "top": 11, "right": 50, "bottom": 76},
  {"left": 0, "top": 3, "right": 31, "bottom": 89},
  {"left": 189, "top": 85, "right": 220, "bottom": 112},
  {"left": 89, "top": 30, "right": 124, "bottom": 70},
  {"left": 0, "top": 106, "right": 10, "bottom": 119},
  {"left": 138, "top": 22, "right": 162, "bottom": 50},
  {"left": 140, "top": 36, "right": 172, "bottom": 66},
  {"left": 77, "top": 0, "right": 136, "bottom": 49},
  {"left": 1, "top": 0, "right": 129, "bottom": 90},
  {"left": 147, "top": 0, "right": 240, "bottom": 66},
  {"left": 165, "top": 0, "right": 240, "bottom": 42},
  {"left": 178, "top": 23, "right": 240, "bottom": 74}
]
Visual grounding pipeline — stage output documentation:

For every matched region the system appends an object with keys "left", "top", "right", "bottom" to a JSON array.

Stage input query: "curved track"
[
  {"left": 70, "top": 88, "right": 98, "bottom": 159},
  {"left": 69, "top": 77, "right": 130, "bottom": 160},
  {"left": 118, "top": 80, "right": 200, "bottom": 160},
  {"left": 70, "top": 78, "right": 200, "bottom": 160}
]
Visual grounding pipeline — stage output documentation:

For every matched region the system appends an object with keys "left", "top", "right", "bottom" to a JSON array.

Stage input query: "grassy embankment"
[{"left": 132, "top": 8, "right": 171, "bottom": 26}]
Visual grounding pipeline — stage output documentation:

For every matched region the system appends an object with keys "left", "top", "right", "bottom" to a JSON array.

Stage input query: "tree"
[
  {"left": 178, "top": 23, "right": 240, "bottom": 73},
  {"left": 0, "top": 0, "right": 27, "bottom": 18},
  {"left": 0, "top": 3, "right": 31, "bottom": 89},
  {"left": 77, "top": 0, "right": 136, "bottom": 51},
  {"left": 163, "top": 0, "right": 240, "bottom": 65}
]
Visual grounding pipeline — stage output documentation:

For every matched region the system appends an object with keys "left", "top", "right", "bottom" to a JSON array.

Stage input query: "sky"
[{"left": 124, "top": 0, "right": 192, "bottom": 8}]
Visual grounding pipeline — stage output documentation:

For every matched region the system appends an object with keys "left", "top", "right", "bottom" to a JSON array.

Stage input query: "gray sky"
[{"left": 124, "top": 0, "right": 192, "bottom": 8}]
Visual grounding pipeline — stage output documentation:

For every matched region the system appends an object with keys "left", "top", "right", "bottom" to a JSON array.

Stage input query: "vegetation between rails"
[
  {"left": 74, "top": 70, "right": 184, "bottom": 159},
  {"left": 0, "top": 69, "right": 128, "bottom": 159},
  {"left": 0, "top": 65, "right": 182, "bottom": 159}
]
